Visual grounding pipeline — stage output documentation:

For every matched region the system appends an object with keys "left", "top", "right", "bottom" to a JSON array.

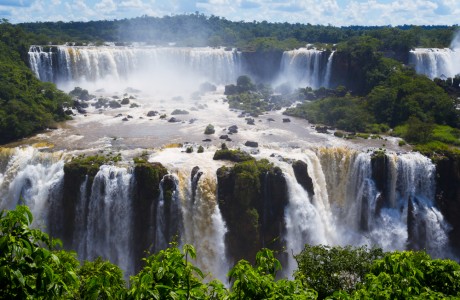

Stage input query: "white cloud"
[
  {"left": 120, "top": 0, "right": 146, "bottom": 8},
  {"left": 2, "top": 0, "right": 460, "bottom": 26},
  {"left": 95, "top": 0, "right": 117, "bottom": 13}
]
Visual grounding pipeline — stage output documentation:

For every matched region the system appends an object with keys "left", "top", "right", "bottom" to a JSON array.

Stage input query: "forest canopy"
[{"left": 17, "top": 13, "right": 458, "bottom": 51}]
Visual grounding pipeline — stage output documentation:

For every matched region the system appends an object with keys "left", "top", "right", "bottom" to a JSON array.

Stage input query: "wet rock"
[
  {"left": 109, "top": 100, "right": 121, "bottom": 108},
  {"left": 246, "top": 118, "right": 255, "bottom": 125},
  {"left": 122, "top": 117, "right": 129, "bottom": 121},
  {"left": 147, "top": 111, "right": 158, "bottom": 117},
  {"left": 121, "top": 98, "right": 130, "bottom": 105},
  {"left": 292, "top": 160, "right": 315, "bottom": 196},
  {"left": 267, "top": 118, "right": 275, "bottom": 122},
  {"left": 168, "top": 117, "right": 181, "bottom": 123},
  {"left": 216, "top": 158, "right": 288, "bottom": 264},
  {"left": 115, "top": 113, "right": 123, "bottom": 118},
  {"left": 245, "top": 141, "right": 258, "bottom": 148},
  {"left": 171, "top": 109, "right": 189, "bottom": 115},
  {"left": 202, "top": 138, "right": 212, "bottom": 142},
  {"left": 282, "top": 118, "right": 291, "bottom": 123},
  {"left": 204, "top": 124, "right": 215, "bottom": 134},
  {"left": 315, "top": 125, "right": 329, "bottom": 133},
  {"left": 220, "top": 134, "right": 229, "bottom": 140},
  {"left": 228, "top": 125, "right": 238, "bottom": 134},
  {"left": 435, "top": 154, "right": 460, "bottom": 257}
]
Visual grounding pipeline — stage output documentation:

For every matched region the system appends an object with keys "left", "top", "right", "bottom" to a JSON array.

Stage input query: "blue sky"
[{"left": 0, "top": 0, "right": 459, "bottom": 26}]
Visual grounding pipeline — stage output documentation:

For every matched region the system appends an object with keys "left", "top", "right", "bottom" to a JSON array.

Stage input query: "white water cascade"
[
  {"left": 279, "top": 48, "right": 334, "bottom": 89},
  {"left": 28, "top": 45, "right": 242, "bottom": 93},
  {"left": 409, "top": 48, "right": 460, "bottom": 79},
  {"left": 178, "top": 167, "right": 229, "bottom": 282},
  {"left": 0, "top": 147, "right": 65, "bottom": 226},
  {"left": 280, "top": 148, "right": 453, "bottom": 275},
  {"left": 0, "top": 146, "right": 455, "bottom": 280},
  {"left": 77, "top": 165, "right": 134, "bottom": 275}
]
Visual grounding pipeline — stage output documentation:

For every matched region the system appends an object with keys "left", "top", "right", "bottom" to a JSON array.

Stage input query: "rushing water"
[
  {"left": 279, "top": 48, "right": 334, "bottom": 89},
  {"left": 29, "top": 45, "right": 243, "bottom": 94},
  {"left": 409, "top": 48, "right": 460, "bottom": 79},
  {"left": 0, "top": 146, "right": 454, "bottom": 279}
]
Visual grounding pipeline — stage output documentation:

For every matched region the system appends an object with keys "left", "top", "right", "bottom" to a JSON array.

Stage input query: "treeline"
[
  {"left": 1, "top": 205, "right": 459, "bottom": 299},
  {"left": 18, "top": 13, "right": 458, "bottom": 51},
  {"left": 0, "top": 20, "right": 72, "bottom": 145}
]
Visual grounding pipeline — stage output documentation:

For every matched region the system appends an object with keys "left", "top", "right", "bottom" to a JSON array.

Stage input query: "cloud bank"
[{"left": 1, "top": 0, "right": 459, "bottom": 26}]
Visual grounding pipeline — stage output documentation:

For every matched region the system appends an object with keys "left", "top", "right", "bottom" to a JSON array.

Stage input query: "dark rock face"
[
  {"left": 434, "top": 155, "right": 460, "bottom": 257},
  {"left": 131, "top": 162, "right": 169, "bottom": 272},
  {"left": 241, "top": 50, "right": 283, "bottom": 82},
  {"left": 370, "top": 153, "right": 392, "bottom": 214},
  {"left": 216, "top": 159, "right": 288, "bottom": 265},
  {"left": 292, "top": 160, "right": 314, "bottom": 197}
]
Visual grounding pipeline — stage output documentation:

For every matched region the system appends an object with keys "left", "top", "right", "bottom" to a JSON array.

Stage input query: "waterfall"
[
  {"left": 79, "top": 165, "right": 134, "bottom": 275},
  {"left": 155, "top": 174, "right": 182, "bottom": 251},
  {"left": 28, "top": 45, "right": 242, "bottom": 92},
  {"left": 324, "top": 51, "right": 335, "bottom": 88},
  {"left": 179, "top": 167, "right": 229, "bottom": 282},
  {"left": 279, "top": 48, "right": 332, "bottom": 89},
  {"left": 281, "top": 148, "right": 453, "bottom": 271},
  {"left": 0, "top": 146, "right": 455, "bottom": 279},
  {"left": 409, "top": 48, "right": 460, "bottom": 79},
  {"left": 0, "top": 147, "right": 64, "bottom": 226}
]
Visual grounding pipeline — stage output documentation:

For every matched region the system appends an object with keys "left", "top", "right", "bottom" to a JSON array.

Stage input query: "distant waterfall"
[
  {"left": 279, "top": 48, "right": 333, "bottom": 89},
  {"left": 28, "top": 45, "right": 242, "bottom": 92},
  {"left": 409, "top": 48, "right": 460, "bottom": 79}
]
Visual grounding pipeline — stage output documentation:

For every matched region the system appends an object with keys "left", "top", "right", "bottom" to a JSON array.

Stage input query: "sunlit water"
[{"left": 0, "top": 46, "right": 455, "bottom": 281}]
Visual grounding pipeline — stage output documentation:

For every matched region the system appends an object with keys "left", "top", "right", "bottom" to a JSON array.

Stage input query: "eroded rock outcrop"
[
  {"left": 216, "top": 158, "right": 288, "bottom": 264},
  {"left": 434, "top": 154, "right": 460, "bottom": 257}
]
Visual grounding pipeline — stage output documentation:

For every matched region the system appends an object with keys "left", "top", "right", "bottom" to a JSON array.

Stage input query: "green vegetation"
[
  {"left": 294, "top": 245, "right": 384, "bottom": 299},
  {"left": 16, "top": 14, "right": 458, "bottom": 52},
  {"left": 0, "top": 20, "right": 72, "bottom": 144},
  {"left": 225, "top": 76, "right": 304, "bottom": 117},
  {"left": 64, "top": 153, "right": 122, "bottom": 179},
  {"left": 2, "top": 205, "right": 460, "bottom": 299},
  {"left": 282, "top": 36, "right": 460, "bottom": 155},
  {"left": 204, "top": 124, "right": 215, "bottom": 135},
  {"left": 213, "top": 148, "right": 254, "bottom": 162}
]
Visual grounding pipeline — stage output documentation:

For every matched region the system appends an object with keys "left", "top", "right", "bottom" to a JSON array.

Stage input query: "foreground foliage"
[{"left": 2, "top": 206, "right": 460, "bottom": 299}]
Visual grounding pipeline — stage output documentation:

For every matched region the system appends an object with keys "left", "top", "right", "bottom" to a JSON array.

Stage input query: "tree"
[
  {"left": 236, "top": 75, "right": 256, "bottom": 93},
  {"left": 228, "top": 248, "right": 317, "bottom": 300},
  {"left": 78, "top": 257, "right": 126, "bottom": 299},
  {"left": 294, "top": 244, "right": 383, "bottom": 299},
  {"left": 0, "top": 205, "right": 79, "bottom": 299},
  {"left": 351, "top": 251, "right": 460, "bottom": 299},
  {"left": 128, "top": 243, "right": 210, "bottom": 300},
  {"left": 404, "top": 115, "right": 435, "bottom": 144}
]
